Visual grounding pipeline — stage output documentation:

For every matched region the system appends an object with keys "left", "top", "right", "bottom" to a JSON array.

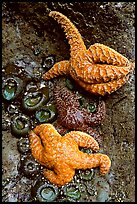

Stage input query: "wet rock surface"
[{"left": 2, "top": 2, "right": 135, "bottom": 202}]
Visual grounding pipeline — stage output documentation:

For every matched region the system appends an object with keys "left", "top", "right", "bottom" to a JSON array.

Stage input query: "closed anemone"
[
  {"left": 19, "top": 155, "right": 40, "bottom": 178},
  {"left": 33, "top": 47, "right": 41, "bottom": 56},
  {"left": 7, "top": 104, "right": 19, "bottom": 115},
  {"left": 63, "top": 183, "right": 81, "bottom": 200},
  {"left": 11, "top": 114, "right": 31, "bottom": 137},
  {"left": 31, "top": 180, "right": 59, "bottom": 202},
  {"left": 35, "top": 104, "right": 57, "bottom": 123},
  {"left": 35, "top": 109, "right": 51, "bottom": 123},
  {"left": 17, "top": 137, "right": 30, "bottom": 154},
  {"left": 79, "top": 169, "right": 94, "bottom": 181},
  {"left": 2, "top": 76, "right": 23, "bottom": 101},
  {"left": 3, "top": 80, "right": 16, "bottom": 100},
  {"left": 22, "top": 89, "right": 49, "bottom": 112},
  {"left": 41, "top": 55, "right": 56, "bottom": 70}
]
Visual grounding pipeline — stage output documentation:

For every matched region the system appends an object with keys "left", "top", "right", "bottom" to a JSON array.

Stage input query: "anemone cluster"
[
  {"left": 2, "top": 61, "right": 111, "bottom": 201},
  {"left": 2, "top": 59, "right": 59, "bottom": 202},
  {"left": 2, "top": 10, "right": 114, "bottom": 200},
  {"left": 2, "top": 64, "right": 57, "bottom": 135}
]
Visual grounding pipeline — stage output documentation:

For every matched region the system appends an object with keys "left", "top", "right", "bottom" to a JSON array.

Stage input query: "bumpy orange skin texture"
[
  {"left": 29, "top": 124, "right": 111, "bottom": 186},
  {"left": 43, "top": 11, "right": 134, "bottom": 96}
]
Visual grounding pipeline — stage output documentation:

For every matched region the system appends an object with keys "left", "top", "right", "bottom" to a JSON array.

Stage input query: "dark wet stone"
[{"left": 2, "top": 2, "right": 135, "bottom": 202}]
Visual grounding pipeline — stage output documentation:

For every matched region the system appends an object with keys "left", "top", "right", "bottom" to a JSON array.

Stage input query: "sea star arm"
[
  {"left": 53, "top": 122, "right": 69, "bottom": 135},
  {"left": 72, "top": 44, "right": 133, "bottom": 84},
  {"left": 76, "top": 74, "right": 130, "bottom": 96},
  {"left": 43, "top": 60, "right": 70, "bottom": 80},
  {"left": 49, "top": 11, "right": 86, "bottom": 58},
  {"left": 28, "top": 130, "right": 46, "bottom": 166},
  {"left": 88, "top": 43, "right": 130, "bottom": 66},
  {"left": 33, "top": 124, "right": 47, "bottom": 135},
  {"left": 33, "top": 123, "right": 61, "bottom": 146},
  {"left": 81, "top": 43, "right": 134, "bottom": 83},
  {"left": 43, "top": 164, "right": 75, "bottom": 186},
  {"left": 75, "top": 63, "right": 132, "bottom": 84},
  {"left": 82, "top": 126, "right": 103, "bottom": 146},
  {"left": 76, "top": 152, "right": 111, "bottom": 175},
  {"left": 64, "top": 131, "right": 99, "bottom": 152},
  {"left": 70, "top": 42, "right": 133, "bottom": 84}
]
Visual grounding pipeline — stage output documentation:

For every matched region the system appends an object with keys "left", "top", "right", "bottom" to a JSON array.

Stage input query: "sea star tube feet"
[
  {"left": 28, "top": 124, "right": 111, "bottom": 186},
  {"left": 43, "top": 11, "right": 134, "bottom": 96}
]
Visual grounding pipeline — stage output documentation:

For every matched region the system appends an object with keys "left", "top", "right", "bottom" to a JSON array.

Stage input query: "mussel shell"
[
  {"left": 2, "top": 76, "right": 23, "bottom": 101},
  {"left": 22, "top": 89, "right": 49, "bottom": 112},
  {"left": 11, "top": 114, "right": 31, "bottom": 137},
  {"left": 35, "top": 103, "right": 57, "bottom": 123},
  {"left": 31, "top": 180, "right": 59, "bottom": 202}
]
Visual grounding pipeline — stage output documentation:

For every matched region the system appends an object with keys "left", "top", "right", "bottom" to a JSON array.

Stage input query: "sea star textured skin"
[
  {"left": 29, "top": 123, "right": 111, "bottom": 186},
  {"left": 43, "top": 11, "right": 134, "bottom": 96},
  {"left": 54, "top": 84, "right": 106, "bottom": 144}
]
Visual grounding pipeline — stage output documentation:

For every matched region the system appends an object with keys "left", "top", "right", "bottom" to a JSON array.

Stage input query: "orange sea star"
[
  {"left": 43, "top": 11, "right": 134, "bottom": 96},
  {"left": 29, "top": 123, "right": 111, "bottom": 186}
]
